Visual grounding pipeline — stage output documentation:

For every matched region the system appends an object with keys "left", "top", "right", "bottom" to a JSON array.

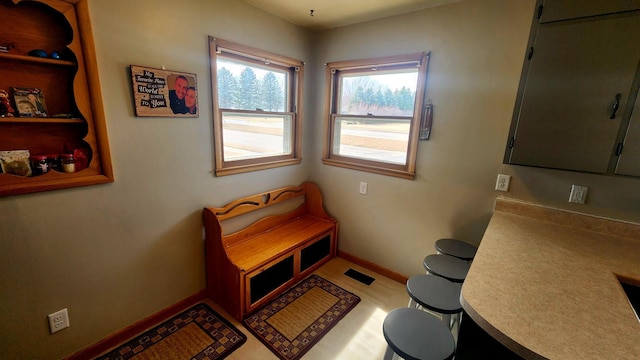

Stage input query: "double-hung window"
[
  {"left": 322, "top": 53, "right": 430, "bottom": 179},
  {"left": 209, "top": 37, "right": 303, "bottom": 176}
]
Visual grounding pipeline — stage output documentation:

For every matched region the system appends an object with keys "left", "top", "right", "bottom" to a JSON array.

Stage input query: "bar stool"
[
  {"left": 423, "top": 254, "right": 470, "bottom": 284},
  {"left": 435, "top": 238, "right": 477, "bottom": 262},
  {"left": 383, "top": 307, "right": 455, "bottom": 360},
  {"left": 406, "top": 274, "right": 462, "bottom": 331}
]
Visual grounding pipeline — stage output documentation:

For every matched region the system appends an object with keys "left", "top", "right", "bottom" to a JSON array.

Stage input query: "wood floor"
[{"left": 202, "top": 257, "right": 409, "bottom": 359}]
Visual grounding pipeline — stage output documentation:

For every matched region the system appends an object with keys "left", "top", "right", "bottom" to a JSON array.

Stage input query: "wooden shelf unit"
[
  {"left": 203, "top": 182, "right": 338, "bottom": 321},
  {"left": 0, "top": 0, "right": 113, "bottom": 196}
]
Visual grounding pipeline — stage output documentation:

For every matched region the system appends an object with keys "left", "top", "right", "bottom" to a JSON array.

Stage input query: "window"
[
  {"left": 209, "top": 37, "right": 303, "bottom": 176},
  {"left": 322, "top": 53, "right": 430, "bottom": 179}
]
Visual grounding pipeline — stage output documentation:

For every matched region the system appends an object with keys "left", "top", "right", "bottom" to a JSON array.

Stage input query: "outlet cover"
[
  {"left": 495, "top": 174, "right": 511, "bottom": 192},
  {"left": 48, "top": 308, "right": 70, "bottom": 334}
]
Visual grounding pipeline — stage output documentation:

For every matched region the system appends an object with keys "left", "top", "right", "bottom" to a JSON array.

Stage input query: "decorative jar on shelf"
[
  {"left": 30, "top": 155, "right": 49, "bottom": 176},
  {"left": 60, "top": 154, "right": 75, "bottom": 173}
]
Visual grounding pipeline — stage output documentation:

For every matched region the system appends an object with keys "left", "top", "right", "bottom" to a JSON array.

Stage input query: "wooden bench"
[{"left": 203, "top": 181, "right": 338, "bottom": 321}]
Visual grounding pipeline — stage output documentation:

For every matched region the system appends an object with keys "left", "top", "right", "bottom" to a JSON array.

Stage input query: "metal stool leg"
[
  {"left": 442, "top": 313, "right": 452, "bottom": 329},
  {"left": 408, "top": 297, "right": 416, "bottom": 308},
  {"left": 383, "top": 345, "right": 397, "bottom": 360}
]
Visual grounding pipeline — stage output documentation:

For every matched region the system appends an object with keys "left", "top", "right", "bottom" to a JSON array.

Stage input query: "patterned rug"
[
  {"left": 243, "top": 275, "right": 360, "bottom": 360},
  {"left": 96, "top": 303, "right": 246, "bottom": 360}
]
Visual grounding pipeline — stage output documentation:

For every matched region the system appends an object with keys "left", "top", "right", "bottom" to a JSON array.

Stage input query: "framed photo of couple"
[
  {"left": 129, "top": 65, "right": 198, "bottom": 117},
  {"left": 12, "top": 87, "right": 48, "bottom": 118}
]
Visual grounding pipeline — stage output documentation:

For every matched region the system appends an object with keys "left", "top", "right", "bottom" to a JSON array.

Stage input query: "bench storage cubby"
[{"left": 203, "top": 181, "right": 337, "bottom": 321}]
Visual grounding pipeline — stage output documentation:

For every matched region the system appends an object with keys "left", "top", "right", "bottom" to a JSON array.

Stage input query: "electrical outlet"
[
  {"left": 359, "top": 181, "right": 368, "bottom": 195},
  {"left": 569, "top": 185, "right": 588, "bottom": 204},
  {"left": 48, "top": 308, "right": 69, "bottom": 334},
  {"left": 495, "top": 174, "right": 511, "bottom": 192}
]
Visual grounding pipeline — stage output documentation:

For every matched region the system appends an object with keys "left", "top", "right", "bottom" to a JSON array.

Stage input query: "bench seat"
[{"left": 227, "top": 214, "right": 336, "bottom": 273}]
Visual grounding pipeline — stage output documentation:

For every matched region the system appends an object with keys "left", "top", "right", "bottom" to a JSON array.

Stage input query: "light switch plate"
[
  {"left": 569, "top": 185, "right": 588, "bottom": 204},
  {"left": 359, "top": 181, "right": 368, "bottom": 195}
]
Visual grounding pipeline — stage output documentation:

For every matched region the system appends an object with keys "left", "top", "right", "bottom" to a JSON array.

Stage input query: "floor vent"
[{"left": 344, "top": 268, "right": 375, "bottom": 285}]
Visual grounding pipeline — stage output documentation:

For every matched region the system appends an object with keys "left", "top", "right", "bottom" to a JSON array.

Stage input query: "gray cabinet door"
[
  {"left": 540, "top": 0, "right": 640, "bottom": 23},
  {"left": 616, "top": 94, "right": 640, "bottom": 176},
  {"left": 508, "top": 15, "right": 640, "bottom": 173}
]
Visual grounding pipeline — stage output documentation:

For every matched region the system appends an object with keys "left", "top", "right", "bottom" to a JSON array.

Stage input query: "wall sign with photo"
[{"left": 129, "top": 65, "right": 198, "bottom": 117}]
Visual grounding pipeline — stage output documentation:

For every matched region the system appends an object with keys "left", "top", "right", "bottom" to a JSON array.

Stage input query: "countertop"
[{"left": 461, "top": 198, "right": 640, "bottom": 359}]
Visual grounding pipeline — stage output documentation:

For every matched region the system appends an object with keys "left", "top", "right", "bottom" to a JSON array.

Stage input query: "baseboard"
[
  {"left": 337, "top": 250, "right": 408, "bottom": 284},
  {"left": 66, "top": 289, "right": 207, "bottom": 360}
]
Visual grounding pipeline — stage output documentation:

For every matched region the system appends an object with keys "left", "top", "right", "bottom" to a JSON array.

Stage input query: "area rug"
[
  {"left": 96, "top": 303, "right": 246, "bottom": 360},
  {"left": 243, "top": 275, "right": 360, "bottom": 360}
]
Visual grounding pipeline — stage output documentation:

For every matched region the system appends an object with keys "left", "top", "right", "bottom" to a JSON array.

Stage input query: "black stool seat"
[
  {"left": 407, "top": 274, "right": 462, "bottom": 314},
  {"left": 383, "top": 307, "right": 455, "bottom": 360},
  {"left": 423, "top": 254, "right": 470, "bottom": 283},
  {"left": 435, "top": 238, "right": 477, "bottom": 261}
]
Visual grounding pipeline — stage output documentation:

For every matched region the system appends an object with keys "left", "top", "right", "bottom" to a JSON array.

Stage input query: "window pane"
[
  {"left": 339, "top": 70, "right": 418, "bottom": 116},
  {"left": 333, "top": 116, "right": 410, "bottom": 165},
  {"left": 222, "top": 112, "right": 293, "bottom": 161},
  {"left": 217, "top": 58, "right": 288, "bottom": 112}
]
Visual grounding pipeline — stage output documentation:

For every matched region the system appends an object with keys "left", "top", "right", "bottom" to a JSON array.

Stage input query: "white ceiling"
[{"left": 239, "top": 0, "right": 462, "bottom": 31}]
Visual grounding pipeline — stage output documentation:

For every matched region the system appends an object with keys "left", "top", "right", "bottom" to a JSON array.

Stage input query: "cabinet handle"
[{"left": 610, "top": 93, "right": 621, "bottom": 119}]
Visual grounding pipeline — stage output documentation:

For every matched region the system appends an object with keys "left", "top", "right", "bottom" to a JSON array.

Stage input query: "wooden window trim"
[
  {"left": 209, "top": 36, "right": 304, "bottom": 176},
  {"left": 322, "top": 52, "right": 430, "bottom": 179}
]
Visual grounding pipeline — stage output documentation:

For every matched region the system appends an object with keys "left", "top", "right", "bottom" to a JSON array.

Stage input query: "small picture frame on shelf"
[{"left": 12, "top": 87, "right": 48, "bottom": 118}]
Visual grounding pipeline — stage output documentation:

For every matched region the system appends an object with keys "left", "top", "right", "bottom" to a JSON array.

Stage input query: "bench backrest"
[
  {"left": 203, "top": 181, "right": 332, "bottom": 250},
  {"left": 207, "top": 183, "right": 307, "bottom": 221}
]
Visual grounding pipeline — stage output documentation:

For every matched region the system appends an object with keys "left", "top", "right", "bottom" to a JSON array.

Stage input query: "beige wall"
[
  {"left": 2, "top": 0, "right": 640, "bottom": 358},
  {"left": 0, "top": 1, "right": 311, "bottom": 358},
  {"left": 309, "top": 0, "right": 538, "bottom": 276}
]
